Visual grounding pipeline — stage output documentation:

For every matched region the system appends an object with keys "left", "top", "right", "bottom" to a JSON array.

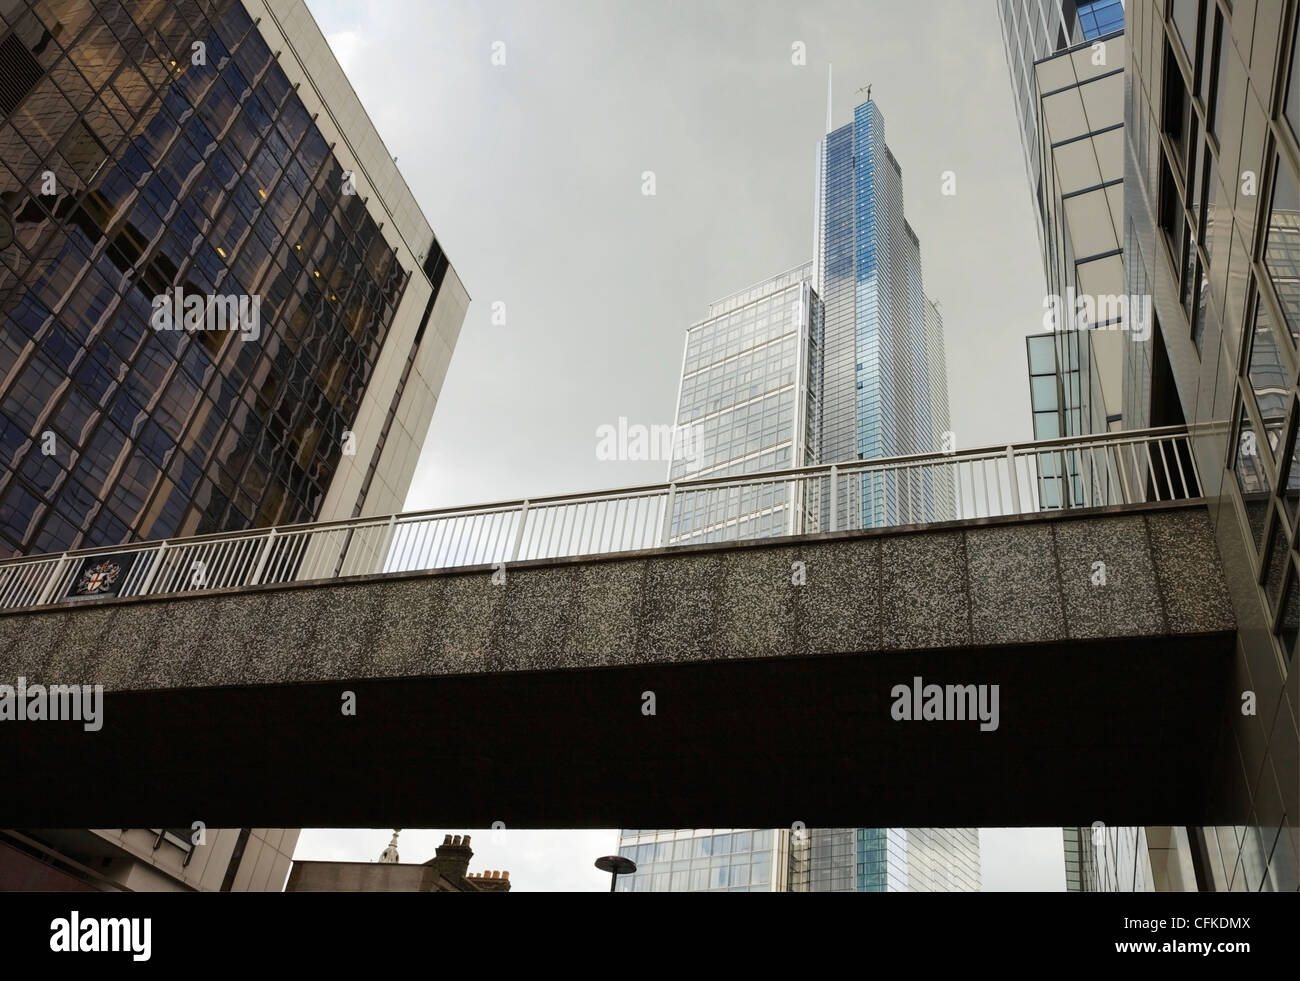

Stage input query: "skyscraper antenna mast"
[{"left": 826, "top": 63, "right": 833, "bottom": 133}]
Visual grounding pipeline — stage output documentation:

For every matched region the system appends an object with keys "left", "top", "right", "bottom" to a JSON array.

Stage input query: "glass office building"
[
  {"left": 814, "top": 98, "right": 953, "bottom": 528},
  {"left": 802, "top": 827, "right": 980, "bottom": 892},
  {"left": 0, "top": 0, "right": 465, "bottom": 558},
  {"left": 0, "top": 0, "right": 468, "bottom": 891},
  {"left": 614, "top": 829, "right": 793, "bottom": 893},
  {"left": 616, "top": 827, "right": 980, "bottom": 893},
  {"left": 998, "top": 0, "right": 1129, "bottom": 257},
  {"left": 1000, "top": 2, "right": 1129, "bottom": 526},
  {"left": 667, "top": 264, "right": 823, "bottom": 544},
  {"left": 1121, "top": 0, "right": 1298, "bottom": 891}
]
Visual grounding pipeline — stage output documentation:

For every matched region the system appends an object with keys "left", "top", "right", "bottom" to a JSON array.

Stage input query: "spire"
[
  {"left": 379, "top": 829, "right": 400, "bottom": 863},
  {"left": 826, "top": 63, "right": 833, "bottom": 133}
]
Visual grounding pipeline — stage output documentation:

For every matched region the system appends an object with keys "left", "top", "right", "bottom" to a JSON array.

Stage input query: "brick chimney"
[
  {"left": 428, "top": 834, "right": 473, "bottom": 881},
  {"left": 466, "top": 869, "right": 512, "bottom": 893}
]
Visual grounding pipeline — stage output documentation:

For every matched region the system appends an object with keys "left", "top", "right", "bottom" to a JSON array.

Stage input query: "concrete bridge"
[{"left": 0, "top": 426, "right": 1236, "bottom": 830}]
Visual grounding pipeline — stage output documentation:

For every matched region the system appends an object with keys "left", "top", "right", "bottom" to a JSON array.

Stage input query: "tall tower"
[{"left": 814, "top": 99, "right": 952, "bottom": 527}]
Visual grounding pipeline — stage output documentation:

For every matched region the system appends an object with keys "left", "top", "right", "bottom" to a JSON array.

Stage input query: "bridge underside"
[
  {"left": 0, "top": 502, "right": 1239, "bottom": 828},
  {"left": 2, "top": 633, "right": 1233, "bottom": 828}
]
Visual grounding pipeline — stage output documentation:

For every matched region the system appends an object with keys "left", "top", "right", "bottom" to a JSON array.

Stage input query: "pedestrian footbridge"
[{"left": 0, "top": 427, "right": 1237, "bottom": 829}]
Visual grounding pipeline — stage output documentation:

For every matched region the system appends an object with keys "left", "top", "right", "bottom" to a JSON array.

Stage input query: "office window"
[
  {"left": 1264, "top": 157, "right": 1300, "bottom": 347},
  {"left": 1163, "top": 44, "right": 1192, "bottom": 163},
  {"left": 1234, "top": 408, "right": 1271, "bottom": 548},
  {"left": 1076, "top": 0, "right": 1124, "bottom": 40},
  {"left": 1288, "top": 21, "right": 1300, "bottom": 142},
  {"left": 1170, "top": 0, "right": 1201, "bottom": 59}
]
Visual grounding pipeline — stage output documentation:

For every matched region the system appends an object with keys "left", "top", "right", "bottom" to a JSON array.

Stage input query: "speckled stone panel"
[
  {"left": 0, "top": 608, "right": 70, "bottom": 685},
  {"left": 966, "top": 524, "right": 1066, "bottom": 645},
  {"left": 489, "top": 566, "right": 577, "bottom": 672},
  {"left": 715, "top": 546, "right": 804, "bottom": 659},
  {"left": 98, "top": 602, "right": 167, "bottom": 691},
  {"left": 798, "top": 539, "right": 881, "bottom": 655},
  {"left": 636, "top": 553, "right": 722, "bottom": 663},
  {"left": 881, "top": 531, "right": 970, "bottom": 651},
  {"left": 1053, "top": 515, "right": 1167, "bottom": 639},
  {"left": 0, "top": 613, "right": 25, "bottom": 680},
  {"left": 297, "top": 583, "right": 385, "bottom": 682},
  {"left": 242, "top": 589, "right": 333, "bottom": 685},
  {"left": 566, "top": 561, "right": 645, "bottom": 667},
  {"left": 132, "top": 596, "right": 226, "bottom": 689},
  {"left": 425, "top": 574, "right": 500, "bottom": 675},
  {"left": 365, "top": 578, "right": 447, "bottom": 679},
  {"left": 1146, "top": 509, "right": 1237, "bottom": 633},
  {"left": 191, "top": 592, "right": 275, "bottom": 688},
  {"left": 46, "top": 605, "right": 119, "bottom": 686}
]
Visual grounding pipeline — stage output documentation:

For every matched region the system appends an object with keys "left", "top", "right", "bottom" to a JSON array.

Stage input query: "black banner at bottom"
[{"left": 0, "top": 890, "right": 1289, "bottom": 968}]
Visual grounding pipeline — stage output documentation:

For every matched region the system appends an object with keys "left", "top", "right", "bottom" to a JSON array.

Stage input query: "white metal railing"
[{"left": 0, "top": 427, "right": 1200, "bottom": 611}]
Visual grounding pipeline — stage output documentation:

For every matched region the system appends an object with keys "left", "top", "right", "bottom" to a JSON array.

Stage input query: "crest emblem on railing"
[
  {"left": 78, "top": 561, "right": 121, "bottom": 595},
  {"left": 66, "top": 553, "right": 136, "bottom": 601}
]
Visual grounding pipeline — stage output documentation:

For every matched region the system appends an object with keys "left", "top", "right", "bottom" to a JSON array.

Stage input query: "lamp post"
[{"left": 595, "top": 855, "right": 637, "bottom": 892}]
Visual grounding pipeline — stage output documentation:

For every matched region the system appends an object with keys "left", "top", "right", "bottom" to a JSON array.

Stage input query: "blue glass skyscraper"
[{"left": 814, "top": 98, "right": 951, "bottom": 527}]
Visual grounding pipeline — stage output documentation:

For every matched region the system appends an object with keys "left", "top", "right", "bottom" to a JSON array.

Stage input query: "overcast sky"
[{"left": 295, "top": 0, "right": 1063, "bottom": 891}]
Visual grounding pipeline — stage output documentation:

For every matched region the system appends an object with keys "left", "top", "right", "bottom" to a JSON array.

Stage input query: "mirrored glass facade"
[
  {"left": 1123, "top": 0, "right": 1299, "bottom": 891},
  {"left": 615, "top": 829, "right": 787, "bottom": 893},
  {"left": 804, "top": 826, "right": 980, "bottom": 893},
  {"left": 0, "top": 0, "right": 437, "bottom": 556},
  {"left": 814, "top": 99, "right": 953, "bottom": 528},
  {"left": 668, "top": 264, "right": 823, "bottom": 544}
]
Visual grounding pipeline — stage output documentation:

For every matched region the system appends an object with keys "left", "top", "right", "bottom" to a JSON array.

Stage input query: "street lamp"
[{"left": 595, "top": 855, "right": 637, "bottom": 892}]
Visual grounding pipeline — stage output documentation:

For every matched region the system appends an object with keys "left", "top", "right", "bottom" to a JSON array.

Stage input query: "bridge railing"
[{"left": 0, "top": 426, "right": 1200, "bottom": 611}]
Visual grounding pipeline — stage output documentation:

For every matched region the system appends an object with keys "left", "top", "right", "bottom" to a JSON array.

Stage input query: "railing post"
[
  {"left": 1006, "top": 445, "right": 1022, "bottom": 514},
  {"left": 372, "top": 514, "right": 398, "bottom": 574},
  {"left": 659, "top": 484, "right": 677, "bottom": 547},
  {"left": 1112, "top": 444, "right": 1131, "bottom": 504},
  {"left": 34, "top": 553, "right": 69, "bottom": 606},
  {"left": 134, "top": 542, "right": 168, "bottom": 596},
  {"left": 829, "top": 465, "right": 839, "bottom": 532},
  {"left": 248, "top": 529, "right": 277, "bottom": 586},
  {"left": 510, "top": 500, "right": 530, "bottom": 562}
]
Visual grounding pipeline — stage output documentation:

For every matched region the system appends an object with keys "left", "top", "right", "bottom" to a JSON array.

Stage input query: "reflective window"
[
  {"left": 1248, "top": 299, "right": 1291, "bottom": 451},
  {"left": 1288, "top": 20, "right": 1300, "bottom": 142},
  {"left": 1234, "top": 408, "right": 1271, "bottom": 548},
  {"left": 1170, "top": 0, "right": 1200, "bottom": 59},
  {"left": 1076, "top": 0, "right": 1124, "bottom": 40},
  {"left": 1264, "top": 157, "right": 1300, "bottom": 347},
  {"left": 0, "top": 0, "right": 411, "bottom": 555}
]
